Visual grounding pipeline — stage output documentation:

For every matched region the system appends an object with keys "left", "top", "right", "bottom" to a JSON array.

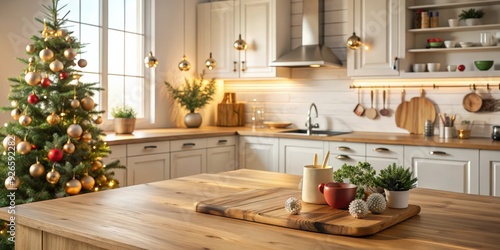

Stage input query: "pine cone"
[
  {"left": 348, "top": 199, "right": 368, "bottom": 219},
  {"left": 366, "top": 193, "right": 387, "bottom": 214}
]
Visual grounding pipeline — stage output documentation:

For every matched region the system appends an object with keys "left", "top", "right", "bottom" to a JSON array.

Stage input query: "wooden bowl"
[{"left": 263, "top": 121, "right": 292, "bottom": 129}]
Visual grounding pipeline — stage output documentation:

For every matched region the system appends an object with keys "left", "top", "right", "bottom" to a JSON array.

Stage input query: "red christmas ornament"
[
  {"left": 41, "top": 77, "right": 51, "bottom": 88},
  {"left": 27, "top": 93, "right": 39, "bottom": 104},
  {"left": 31, "top": 144, "right": 37, "bottom": 150},
  {"left": 59, "top": 72, "right": 69, "bottom": 80},
  {"left": 48, "top": 148, "right": 64, "bottom": 162},
  {"left": 458, "top": 64, "right": 466, "bottom": 72}
]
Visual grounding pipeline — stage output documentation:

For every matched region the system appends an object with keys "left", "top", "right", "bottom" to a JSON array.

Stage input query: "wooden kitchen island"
[{"left": 1, "top": 169, "right": 500, "bottom": 249}]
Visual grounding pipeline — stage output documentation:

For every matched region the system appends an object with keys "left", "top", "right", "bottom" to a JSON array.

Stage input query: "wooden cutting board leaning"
[{"left": 395, "top": 89, "right": 436, "bottom": 134}]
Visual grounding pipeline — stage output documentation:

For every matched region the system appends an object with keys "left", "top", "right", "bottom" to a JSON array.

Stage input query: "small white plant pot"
[
  {"left": 384, "top": 189, "right": 409, "bottom": 209},
  {"left": 465, "top": 18, "right": 481, "bottom": 26}
]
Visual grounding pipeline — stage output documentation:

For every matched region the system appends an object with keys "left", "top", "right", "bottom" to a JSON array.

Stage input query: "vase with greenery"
[
  {"left": 374, "top": 163, "right": 418, "bottom": 208},
  {"left": 164, "top": 74, "right": 216, "bottom": 128},
  {"left": 333, "top": 162, "right": 377, "bottom": 199},
  {"left": 111, "top": 106, "right": 137, "bottom": 134},
  {"left": 458, "top": 8, "right": 485, "bottom": 26}
]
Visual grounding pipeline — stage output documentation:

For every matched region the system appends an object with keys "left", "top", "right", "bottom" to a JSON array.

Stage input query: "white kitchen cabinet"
[
  {"left": 102, "top": 145, "right": 127, "bottom": 187},
  {"left": 347, "top": 0, "right": 405, "bottom": 77},
  {"left": 126, "top": 141, "right": 170, "bottom": 185},
  {"left": 479, "top": 150, "right": 500, "bottom": 196},
  {"left": 170, "top": 138, "right": 207, "bottom": 179},
  {"left": 328, "top": 142, "right": 366, "bottom": 170},
  {"left": 404, "top": 146, "right": 479, "bottom": 194},
  {"left": 365, "top": 143, "right": 404, "bottom": 173},
  {"left": 206, "top": 136, "right": 237, "bottom": 173},
  {"left": 197, "top": 0, "right": 290, "bottom": 79},
  {"left": 279, "top": 138, "right": 327, "bottom": 175},
  {"left": 239, "top": 136, "right": 279, "bottom": 172}
]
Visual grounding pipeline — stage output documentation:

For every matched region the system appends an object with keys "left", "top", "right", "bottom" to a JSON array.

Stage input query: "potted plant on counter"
[
  {"left": 458, "top": 8, "right": 485, "bottom": 26},
  {"left": 111, "top": 106, "right": 137, "bottom": 134},
  {"left": 164, "top": 74, "right": 217, "bottom": 128},
  {"left": 333, "top": 162, "right": 377, "bottom": 199},
  {"left": 374, "top": 163, "right": 418, "bottom": 209}
]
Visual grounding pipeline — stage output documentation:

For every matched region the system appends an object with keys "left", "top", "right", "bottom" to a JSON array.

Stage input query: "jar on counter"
[{"left": 424, "top": 120, "right": 434, "bottom": 136}]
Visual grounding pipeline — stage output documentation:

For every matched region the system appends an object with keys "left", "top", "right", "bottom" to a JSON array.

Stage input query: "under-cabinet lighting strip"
[{"left": 349, "top": 83, "right": 500, "bottom": 90}]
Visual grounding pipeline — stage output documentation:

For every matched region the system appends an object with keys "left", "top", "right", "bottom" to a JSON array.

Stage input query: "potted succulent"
[
  {"left": 333, "top": 162, "right": 377, "bottom": 199},
  {"left": 458, "top": 8, "right": 485, "bottom": 26},
  {"left": 164, "top": 74, "right": 216, "bottom": 128},
  {"left": 111, "top": 106, "right": 137, "bottom": 134},
  {"left": 374, "top": 163, "right": 418, "bottom": 209}
]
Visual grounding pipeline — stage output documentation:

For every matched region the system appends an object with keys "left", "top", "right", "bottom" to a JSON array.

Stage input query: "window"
[{"left": 60, "top": 0, "right": 153, "bottom": 122}]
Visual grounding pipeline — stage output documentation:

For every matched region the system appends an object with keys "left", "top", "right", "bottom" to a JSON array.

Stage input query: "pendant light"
[
  {"left": 346, "top": 1, "right": 363, "bottom": 50},
  {"left": 233, "top": 0, "right": 247, "bottom": 50},
  {"left": 178, "top": 0, "right": 191, "bottom": 71},
  {"left": 205, "top": 3, "right": 217, "bottom": 70},
  {"left": 144, "top": 51, "right": 158, "bottom": 68}
]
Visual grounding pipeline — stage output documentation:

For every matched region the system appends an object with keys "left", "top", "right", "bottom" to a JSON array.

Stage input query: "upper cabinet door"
[{"left": 347, "top": 0, "right": 405, "bottom": 77}]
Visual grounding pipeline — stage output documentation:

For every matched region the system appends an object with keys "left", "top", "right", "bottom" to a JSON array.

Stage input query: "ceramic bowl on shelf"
[
  {"left": 412, "top": 64, "right": 426, "bottom": 72},
  {"left": 459, "top": 42, "right": 473, "bottom": 48},
  {"left": 427, "top": 63, "right": 441, "bottom": 72},
  {"left": 444, "top": 40, "right": 456, "bottom": 48},
  {"left": 474, "top": 60, "right": 494, "bottom": 71}
]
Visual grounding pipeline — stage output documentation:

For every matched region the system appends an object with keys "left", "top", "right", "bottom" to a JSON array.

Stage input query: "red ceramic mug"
[{"left": 318, "top": 182, "right": 357, "bottom": 209}]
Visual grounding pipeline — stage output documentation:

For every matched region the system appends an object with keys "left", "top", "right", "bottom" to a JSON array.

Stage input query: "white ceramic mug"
[
  {"left": 444, "top": 40, "right": 456, "bottom": 48},
  {"left": 480, "top": 32, "right": 494, "bottom": 46},
  {"left": 427, "top": 63, "right": 441, "bottom": 72},
  {"left": 447, "top": 65, "right": 457, "bottom": 72},
  {"left": 448, "top": 19, "right": 458, "bottom": 27},
  {"left": 302, "top": 165, "right": 333, "bottom": 204}
]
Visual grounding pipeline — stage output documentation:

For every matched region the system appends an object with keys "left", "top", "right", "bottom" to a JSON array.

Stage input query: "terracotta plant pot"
[
  {"left": 384, "top": 189, "right": 409, "bottom": 209},
  {"left": 114, "top": 118, "right": 136, "bottom": 134}
]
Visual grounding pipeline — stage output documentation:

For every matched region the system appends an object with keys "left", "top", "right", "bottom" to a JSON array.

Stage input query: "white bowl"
[
  {"left": 427, "top": 63, "right": 441, "bottom": 72},
  {"left": 444, "top": 41, "right": 456, "bottom": 48},
  {"left": 459, "top": 42, "right": 473, "bottom": 48},
  {"left": 412, "top": 64, "right": 426, "bottom": 72}
]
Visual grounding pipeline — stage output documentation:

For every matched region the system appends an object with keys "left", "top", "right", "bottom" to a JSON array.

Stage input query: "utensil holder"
[
  {"left": 444, "top": 126, "right": 455, "bottom": 139},
  {"left": 302, "top": 165, "right": 333, "bottom": 204}
]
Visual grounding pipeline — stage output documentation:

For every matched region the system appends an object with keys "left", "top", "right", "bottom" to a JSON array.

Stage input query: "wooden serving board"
[
  {"left": 395, "top": 91, "right": 436, "bottom": 134},
  {"left": 195, "top": 188, "right": 421, "bottom": 237}
]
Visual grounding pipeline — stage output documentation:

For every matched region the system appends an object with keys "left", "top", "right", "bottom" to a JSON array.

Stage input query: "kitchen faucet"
[{"left": 305, "top": 103, "right": 319, "bottom": 135}]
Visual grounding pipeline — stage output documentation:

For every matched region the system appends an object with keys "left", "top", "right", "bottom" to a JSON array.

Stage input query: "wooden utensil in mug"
[
  {"left": 380, "top": 90, "right": 390, "bottom": 116},
  {"left": 365, "top": 90, "right": 378, "bottom": 119},
  {"left": 353, "top": 88, "right": 365, "bottom": 116}
]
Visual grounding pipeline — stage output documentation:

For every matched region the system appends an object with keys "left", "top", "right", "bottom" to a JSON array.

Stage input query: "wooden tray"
[{"left": 195, "top": 188, "right": 421, "bottom": 237}]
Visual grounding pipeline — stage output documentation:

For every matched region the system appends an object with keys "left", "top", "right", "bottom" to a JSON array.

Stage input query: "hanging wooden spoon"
[
  {"left": 380, "top": 89, "right": 390, "bottom": 116},
  {"left": 365, "top": 89, "right": 378, "bottom": 119}
]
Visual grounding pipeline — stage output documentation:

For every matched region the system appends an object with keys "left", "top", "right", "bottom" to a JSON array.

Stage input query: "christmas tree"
[{"left": 0, "top": 0, "right": 124, "bottom": 247}]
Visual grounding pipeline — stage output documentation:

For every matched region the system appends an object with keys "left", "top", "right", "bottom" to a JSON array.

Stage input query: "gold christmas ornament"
[
  {"left": 347, "top": 32, "right": 362, "bottom": 50},
  {"left": 144, "top": 51, "right": 159, "bottom": 68},
  {"left": 16, "top": 141, "right": 31, "bottom": 155},
  {"left": 77, "top": 59, "right": 87, "bottom": 68},
  {"left": 96, "top": 175, "right": 107, "bottom": 184},
  {"left": 80, "top": 95, "right": 95, "bottom": 111},
  {"left": 91, "top": 160, "right": 103, "bottom": 171},
  {"left": 205, "top": 52, "right": 217, "bottom": 70},
  {"left": 80, "top": 119, "right": 90, "bottom": 127},
  {"left": 81, "top": 131, "right": 92, "bottom": 143},
  {"left": 3, "top": 135, "right": 21, "bottom": 149},
  {"left": 25, "top": 71, "right": 42, "bottom": 86},
  {"left": 28, "top": 56, "right": 36, "bottom": 64},
  {"left": 46, "top": 167, "right": 61, "bottom": 184},
  {"left": 70, "top": 99, "right": 80, "bottom": 108},
  {"left": 63, "top": 48, "right": 77, "bottom": 60},
  {"left": 56, "top": 28, "right": 68, "bottom": 37},
  {"left": 65, "top": 177, "right": 82, "bottom": 195},
  {"left": 39, "top": 47, "right": 54, "bottom": 62},
  {"left": 4, "top": 176, "right": 20, "bottom": 190},
  {"left": 26, "top": 44, "right": 36, "bottom": 54},
  {"left": 233, "top": 34, "right": 248, "bottom": 51},
  {"left": 19, "top": 114, "right": 33, "bottom": 126},
  {"left": 67, "top": 123, "right": 83, "bottom": 138},
  {"left": 65, "top": 36, "right": 74, "bottom": 43},
  {"left": 29, "top": 160, "right": 45, "bottom": 178},
  {"left": 80, "top": 174, "right": 95, "bottom": 190},
  {"left": 46, "top": 112, "right": 61, "bottom": 125},
  {"left": 63, "top": 140, "right": 75, "bottom": 154},
  {"left": 49, "top": 59, "right": 64, "bottom": 72},
  {"left": 178, "top": 55, "right": 191, "bottom": 71},
  {"left": 11, "top": 108, "right": 21, "bottom": 120},
  {"left": 94, "top": 116, "right": 103, "bottom": 124}
]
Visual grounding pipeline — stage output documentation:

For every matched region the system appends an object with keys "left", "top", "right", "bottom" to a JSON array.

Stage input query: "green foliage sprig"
[
  {"left": 164, "top": 74, "right": 216, "bottom": 113},
  {"left": 374, "top": 163, "right": 418, "bottom": 191},
  {"left": 333, "top": 162, "right": 377, "bottom": 199},
  {"left": 111, "top": 106, "right": 137, "bottom": 118},
  {"left": 458, "top": 8, "right": 485, "bottom": 20}
]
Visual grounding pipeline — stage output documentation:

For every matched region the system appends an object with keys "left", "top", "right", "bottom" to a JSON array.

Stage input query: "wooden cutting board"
[
  {"left": 395, "top": 90, "right": 436, "bottom": 134},
  {"left": 195, "top": 188, "right": 421, "bottom": 237}
]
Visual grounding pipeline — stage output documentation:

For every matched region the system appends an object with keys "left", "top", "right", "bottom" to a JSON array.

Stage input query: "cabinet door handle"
[
  {"left": 337, "top": 146, "right": 351, "bottom": 151},
  {"left": 233, "top": 61, "right": 237, "bottom": 72},
  {"left": 144, "top": 145, "right": 157, "bottom": 149},
  {"left": 336, "top": 154, "right": 351, "bottom": 160},
  {"left": 218, "top": 139, "right": 228, "bottom": 143},
  {"left": 183, "top": 143, "right": 196, "bottom": 147},
  {"left": 430, "top": 151, "right": 447, "bottom": 155},
  {"left": 374, "top": 147, "right": 389, "bottom": 152},
  {"left": 393, "top": 57, "right": 398, "bottom": 70},
  {"left": 241, "top": 61, "right": 246, "bottom": 72}
]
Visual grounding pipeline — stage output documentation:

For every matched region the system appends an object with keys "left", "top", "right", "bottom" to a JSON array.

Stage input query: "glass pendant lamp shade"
[
  {"left": 233, "top": 34, "right": 247, "bottom": 50},
  {"left": 347, "top": 32, "right": 362, "bottom": 50},
  {"left": 144, "top": 51, "right": 158, "bottom": 68},
  {"left": 205, "top": 52, "right": 217, "bottom": 70},
  {"left": 178, "top": 55, "right": 191, "bottom": 71}
]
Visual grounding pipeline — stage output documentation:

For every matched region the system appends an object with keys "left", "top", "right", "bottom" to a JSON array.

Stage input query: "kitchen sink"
[{"left": 279, "top": 129, "right": 351, "bottom": 136}]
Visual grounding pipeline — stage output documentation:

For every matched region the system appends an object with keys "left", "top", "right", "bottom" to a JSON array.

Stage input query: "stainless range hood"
[{"left": 270, "top": 0, "right": 342, "bottom": 68}]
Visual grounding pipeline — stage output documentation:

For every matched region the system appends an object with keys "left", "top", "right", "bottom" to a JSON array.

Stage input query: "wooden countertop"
[
  {"left": 2, "top": 169, "right": 500, "bottom": 249},
  {"left": 104, "top": 126, "right": 500, "bottom": 150}
]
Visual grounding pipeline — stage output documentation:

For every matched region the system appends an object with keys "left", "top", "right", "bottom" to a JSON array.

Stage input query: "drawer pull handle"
[
  {"left": 233, "top": 61, "right": 237, "bottom": 72},
  {"left": 336, "top": 154, "right": 350, "bottom": 160},
  {"left": 374, "top": 147, "right": 389, "bottom": 152},
  {"left": 337, "top": 146, "right": 351, "bottom": 151},
  {"left": 183, "top": 143, "right": 196, "bottom": 147},
  {"left": 218, "top": 139, "right": 228, "bottom": 143},
  {"left": 430, "top": 151, "right": 447, "bottom": 155},
  {"left": 144, "top": 145, "right": 157, "bottom": 149}
]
